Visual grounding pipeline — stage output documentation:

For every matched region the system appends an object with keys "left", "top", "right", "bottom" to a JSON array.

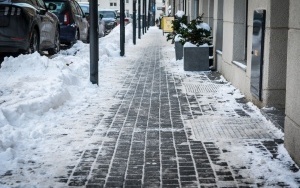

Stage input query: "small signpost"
[{"left": 161, "top": 16, "right": 174, "bottom": 35}]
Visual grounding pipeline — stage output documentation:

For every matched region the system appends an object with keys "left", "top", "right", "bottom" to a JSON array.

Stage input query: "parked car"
[
  {"left": 78, "top": 2, "right": 105, "bottom": 38},
  {"left": 99, "top": 9, "right": 118, "bottom": 35},
  {"left": 44, "top": 0, "right": 89, "bottom": 45},
  {"left": 0, "top": 0, "right": 60, "bottom": 55},
  {"left": 116, "top": 11, "right": 132, "bottom": 25}
]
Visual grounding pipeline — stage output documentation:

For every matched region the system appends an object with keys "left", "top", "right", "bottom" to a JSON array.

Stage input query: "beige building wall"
[
  {"left": 285, "top": 0, "right": 300, "bottom": 165},
  {"left": 175, "top": 0, "right": 300, "bottom": 166},
  {"left": 218, "top": 0, "right": 288, "bottom": 109},
  {"left": 213, "top": 0, "right": 223, "bottom": 70},
  {"left": 219, "top": 0, "right": 250, "bottom": 97}
]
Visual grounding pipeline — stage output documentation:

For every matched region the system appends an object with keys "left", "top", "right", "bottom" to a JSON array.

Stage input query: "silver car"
[{"left": 79, "top": 2, "right": 106, "bottom": 38}]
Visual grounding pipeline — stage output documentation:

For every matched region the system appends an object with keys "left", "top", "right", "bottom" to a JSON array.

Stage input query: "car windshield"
[
  {"left": 80, "top": 5, "right": 88, "bottom": 14},
  {"left": 99, "top": 11, "right": 115, "bottom": 18},
  {"left": 44, "top": 1, "right": 66, "bottom": 14}
]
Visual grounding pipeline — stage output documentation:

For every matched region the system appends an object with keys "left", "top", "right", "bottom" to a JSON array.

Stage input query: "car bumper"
[
  {"left": 0, "top": 37, "right": 29, "bottom": 53},
  {"left": 59, "top": 25, "right": 77, "bottom": 43}
]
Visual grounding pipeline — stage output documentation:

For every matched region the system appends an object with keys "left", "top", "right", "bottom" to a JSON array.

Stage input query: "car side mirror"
[
  {"left": 47, "top": 2, "right": 57, "bottom": 11},
  {"left": 99, "top": 14, "right": 103, "bottom": 19}
]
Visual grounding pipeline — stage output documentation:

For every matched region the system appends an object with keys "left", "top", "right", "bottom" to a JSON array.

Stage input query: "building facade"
[{"left": 175, "top": 0, "right": 300, "bottom": 165}]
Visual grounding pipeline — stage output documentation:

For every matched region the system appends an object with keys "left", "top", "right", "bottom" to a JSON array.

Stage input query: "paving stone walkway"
[{"left": 56, "top": 28, "right": 300, "bottom": 188}]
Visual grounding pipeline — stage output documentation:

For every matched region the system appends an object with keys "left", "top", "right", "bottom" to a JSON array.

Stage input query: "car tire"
[
  {"left": 28, "top": 29, "right": 39, "bottom": 54},
  {"left": 48, "top": 27, "right": 60, "bottom": 55}
]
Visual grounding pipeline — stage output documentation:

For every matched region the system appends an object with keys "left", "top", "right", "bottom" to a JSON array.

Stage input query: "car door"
[
  {"left": 70, "top": 1, "right": 88, "bottom": 41},
  {"left": 35, "top": 0, "right": 56, "bottom": 48}
]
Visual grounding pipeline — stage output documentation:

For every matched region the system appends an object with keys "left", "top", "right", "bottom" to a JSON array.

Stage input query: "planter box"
[
  {"left": 184, "top": 46, "right": 209, "bottom": 71},
  {"left": 175, "top": 41, "right": 183, "bottom": 60}
]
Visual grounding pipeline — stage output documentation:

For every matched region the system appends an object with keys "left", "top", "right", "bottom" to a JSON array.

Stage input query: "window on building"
[
  {"left": 192, "top": 0, "right": 199, "bottom": 20},
  {"left": 232, "top": 0, "right": 248, "bottom": 65},
  {"left": 216, "top": 0, "right": 223, "bottom": 52},
  {"left": 244, "top": 0, "right": 248, "bottom": 61},
  {"left": 110, "top": 2, "right": 117, "bottom": 7},
  {"left": 126, "top": 0, "right": 129, "bottom": 3}
]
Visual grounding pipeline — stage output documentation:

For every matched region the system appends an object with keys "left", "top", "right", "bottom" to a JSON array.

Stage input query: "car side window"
[
  {"left": 70, "top": 1, "right": 79, "bottom": 16},
  {"left": 74, "top": 2, "right": 84, "bottom": 17}
]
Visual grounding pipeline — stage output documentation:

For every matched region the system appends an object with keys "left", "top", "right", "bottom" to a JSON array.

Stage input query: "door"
[{"left": 250, "top": 9, "right": 266, "bottom": 101}]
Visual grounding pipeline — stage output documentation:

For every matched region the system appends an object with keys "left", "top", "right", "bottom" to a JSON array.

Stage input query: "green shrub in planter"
[
  {"left": 166, "top": 10, "right": 188, "bottom": 44},
  {"left": 179, "top": 14, "right": 212, "bottom": 47},
  {"left": 179, "top": 14, "right": 213, "bottom": 71}
]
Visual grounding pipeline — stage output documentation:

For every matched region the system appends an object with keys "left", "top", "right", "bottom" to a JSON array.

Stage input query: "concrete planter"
[
  {"left": 175, "top": 41, "right": 183, "bottom": 60},
  {"left": 183, "top": 46, "right": 209, "bottom": 71}
]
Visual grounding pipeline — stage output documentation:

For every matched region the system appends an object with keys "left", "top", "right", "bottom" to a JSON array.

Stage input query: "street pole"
[
  {"left": 133, "top": 0, "right": 137, "bottom": 44},
  {"left": 173, "top": 0, "right": 175, "bottom": 16},
  {"left": 120, "top": 0, "right": 125, "bottom": 56},
  {"left": 148, "top": 0, "right": 150, "bottom": 29},
  {"left": 142, "top": 0, "right": 145, "bottom": 35},
  {"left": 138, "top": 0, "right": 141, "bottom": 39},
  {"left": 90, "top": 0, "right": 98, "bottom": 85},
  {"left": 143, "top": 0, "right": 146, "bottom": 34}
]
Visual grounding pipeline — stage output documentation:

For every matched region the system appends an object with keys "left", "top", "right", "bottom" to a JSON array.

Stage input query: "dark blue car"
[{"left": 44, "top": 0, "right": 89, "bottom": 45}]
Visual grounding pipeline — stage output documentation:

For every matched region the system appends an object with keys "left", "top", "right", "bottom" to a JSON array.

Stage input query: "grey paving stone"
[{"left": 52, "top": 29, "right": 300, "bottom": 188}]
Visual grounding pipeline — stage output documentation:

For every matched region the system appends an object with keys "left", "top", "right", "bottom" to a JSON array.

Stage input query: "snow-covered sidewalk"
[{"left": 0, "top": 26, "right": 299, "bottom": 187}]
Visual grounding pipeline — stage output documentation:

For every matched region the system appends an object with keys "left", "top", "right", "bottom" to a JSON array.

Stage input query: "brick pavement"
[{"left": 57, "top": 28, "right": 300, "bottom": 187}]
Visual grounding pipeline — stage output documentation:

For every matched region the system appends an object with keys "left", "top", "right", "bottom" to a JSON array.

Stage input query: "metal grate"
[
  {"left": 183, "top": 82, "right": 223, "bottom": 93},
  {"left": 186, "top": 117, "right": 280, "bottom": 140}
]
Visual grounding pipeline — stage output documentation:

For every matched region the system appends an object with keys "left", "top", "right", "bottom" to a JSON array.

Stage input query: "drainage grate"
[
  {"left": 183, "top": 82, "right": 223, "bottom": 93},
  {"left": 186, "top": 117, "right": 280, "bottom": 140}
]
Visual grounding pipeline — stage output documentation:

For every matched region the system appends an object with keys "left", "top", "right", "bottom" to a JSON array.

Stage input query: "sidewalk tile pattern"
[{"left": 53, "top": 30, "right": 300, "bottom": 188}]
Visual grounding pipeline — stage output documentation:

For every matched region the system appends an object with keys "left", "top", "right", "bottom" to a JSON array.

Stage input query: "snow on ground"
[
  {"left": 0, "top": 25, "right": 299, "bottom": 187},
  {"left": 0, "top": 24, "right": 144, "bottom": 186}
]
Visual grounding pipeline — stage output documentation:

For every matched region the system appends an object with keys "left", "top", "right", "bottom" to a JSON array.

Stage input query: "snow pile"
[
  {"left": 217, "top": 141, "right": 300, "bottom": 187},
  {"left": 0, "top": 24, "right": 136, "bottom": 178},
  {"left": 197, "top": 22, "right": 210, "bottom": 31},
  {"left": 175, "top": 10, "right": 185, "bottom": 18}
]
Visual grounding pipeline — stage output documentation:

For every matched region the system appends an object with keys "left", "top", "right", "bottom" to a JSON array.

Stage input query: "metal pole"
[
  {"left": 120, "top": 0, "right": 125, "bottom": 56},
  {"left": 148, "top": 0, "right": 150, "bottom": 28},
  {"left": 90, "top": 0, "right": 98, "bottom": 85},
  {"left": 133, "top": 0, "right": 137, "bottom": 44},
  {"left": 138, "top": 0, "right": 141, "bottom": 39},
  {"left": 142, "top": 0, "right": 145, "bottom": 35},
  {"left": 143, "top": 0, "right": 146, "bottom": 34},
  {"left": 173, "top": 0, "right": 175, "bottom": 16}
]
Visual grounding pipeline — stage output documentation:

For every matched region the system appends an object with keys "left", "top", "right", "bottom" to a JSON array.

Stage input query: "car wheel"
[
  {"left": 28, "top": 29, "right": 39, "bottom": 54},
  {"left": 48, "top": 28, "right": 60, "bottom": 55}
]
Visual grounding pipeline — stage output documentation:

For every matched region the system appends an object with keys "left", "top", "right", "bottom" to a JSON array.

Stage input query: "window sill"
[
  {"left": 216, "top": 50, "right": 222, "bottom": 55},
  {"left": 232, "top": 60, "right": 247, "bottom": 72}
]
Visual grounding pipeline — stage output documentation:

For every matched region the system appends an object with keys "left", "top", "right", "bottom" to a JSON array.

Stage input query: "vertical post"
[
  {"left": 173, "top": 0, "right": 175, "bottom": 16},
  {"left": 133, "top": 0, "right": 137, "bottom": 44},
  {"left": 138, "top": 0, "right": 141, "bottom": 39},
  {"left": 148, "top": 0, "right": 150, "bottom": 28},
  {"left": 90, "top": 0, "right": 98, "bottom": 85},
  {"left": 120, "top": 0, "right": 125, "bottom": 56},
  {"left": 143, "top": 0, "right": 146, "bottom": 34},
  {"left": 142, "top": 0, "right": 145, "bottom": 35}
]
